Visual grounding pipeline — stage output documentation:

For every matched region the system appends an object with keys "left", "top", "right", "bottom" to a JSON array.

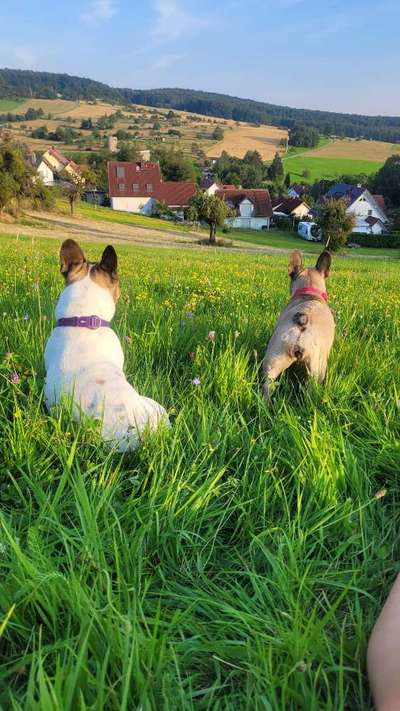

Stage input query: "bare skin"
[{"left": 368, "top": 574, "right": 400, "bottom": 710}]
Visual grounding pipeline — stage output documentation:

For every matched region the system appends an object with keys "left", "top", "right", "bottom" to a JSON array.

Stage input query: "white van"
[{"left": 298, "top": 221, "right": 322, "bottom": 242}]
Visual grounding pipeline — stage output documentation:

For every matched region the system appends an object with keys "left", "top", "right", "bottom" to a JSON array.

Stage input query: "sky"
[{"left": 0, "top": 0, "right": 399, "bottom": 116}]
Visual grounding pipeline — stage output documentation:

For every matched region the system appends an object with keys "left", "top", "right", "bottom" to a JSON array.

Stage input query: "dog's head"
[
  {"left": 56, "top": 240, "right": 121, "bottom": 322},
  {"left": 59, "top": 239, "right": 120, "bottom": 303},
  {"left": 288, "top": 249, "right": 331, "bottom": 295}
]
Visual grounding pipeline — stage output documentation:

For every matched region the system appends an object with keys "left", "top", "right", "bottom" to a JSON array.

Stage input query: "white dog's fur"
[{"left": 45, "top": 240, "right": 168, "bottom": 451}]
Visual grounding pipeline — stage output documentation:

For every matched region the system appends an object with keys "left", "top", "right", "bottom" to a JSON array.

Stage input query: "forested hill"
[{"left": 2, "top": 67, "right": 400, "bottom": 142}]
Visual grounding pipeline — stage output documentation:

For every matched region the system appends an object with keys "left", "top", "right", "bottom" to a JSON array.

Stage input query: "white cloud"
[
  {"left": 152, "top": 0, "right": 208, "bottom": 41},
  {"left": 81, "top": 0, "right": 117, "bottom": 24},
  {"left": 14, "top": 47, "right": 36, "bottom": 69},
  {"left": 151, "top": 53, "right": 185, "bottom": 70}
]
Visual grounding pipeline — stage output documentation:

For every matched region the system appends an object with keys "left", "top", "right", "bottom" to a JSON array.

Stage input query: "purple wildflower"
[
  {"left": 23, "top": 314, "right": 29, "bottom": 321},
  {"left": 10, "top": 372, "right": 20, "bottom": 384},
  {"left": 191, "top": 377, "right": 201, "bottom": 386}
]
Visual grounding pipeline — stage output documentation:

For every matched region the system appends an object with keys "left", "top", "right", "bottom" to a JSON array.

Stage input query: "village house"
[
  {"left": 216, "top": 188, "right": 273, "bottom": 230},
  {"left": 107, "top": 160, "right": 196, "bottom": 216},
  {"left": 272, "top": 196, "right": 310, "bottom": 220},
  {"left": 323, "top": 183, "right": 388, "bottom": 234},
  {"left": 36, "top": 146, "right": 82, "bottom": 185},
  {"left": 288, "top": 183, "right": 309, "bottom": 199}
]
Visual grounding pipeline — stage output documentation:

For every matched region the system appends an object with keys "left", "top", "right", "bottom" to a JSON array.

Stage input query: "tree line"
[
  {"left": 2, "top": 69, "right": 400, "bottom": 142},
  {"left": 0, "top": 107, "right": 44, "bottom": 124}
]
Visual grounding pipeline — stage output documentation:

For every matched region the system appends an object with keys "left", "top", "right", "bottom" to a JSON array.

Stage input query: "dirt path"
[
  {"left": 0, "top": 210, "right": 288, "bottom": 255},
  {"left": 0, "top": 210, "right": 398, "bottom": 260}
]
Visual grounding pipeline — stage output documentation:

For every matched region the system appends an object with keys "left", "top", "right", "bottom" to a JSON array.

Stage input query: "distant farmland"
[
  {"left": 0, "top": 98, "right": 25, "bottom": 111},
  {"left": 304, "top": 137, "right": 400, "bottom": 162},
  {"left": 282, "top": 155, "right": 383, "bottom": 182},
  {"left": 206, "top": 123, "right": 287, "bottom": 160}
]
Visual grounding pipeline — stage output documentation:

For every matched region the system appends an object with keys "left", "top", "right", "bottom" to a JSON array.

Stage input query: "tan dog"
[{"left": 262, "top": 250, "right": 335, "bottom": 399}]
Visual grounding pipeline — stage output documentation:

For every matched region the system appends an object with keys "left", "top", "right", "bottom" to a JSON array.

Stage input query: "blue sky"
[{"left": 0, "top": 0, "right": 399, "bottom": 115}]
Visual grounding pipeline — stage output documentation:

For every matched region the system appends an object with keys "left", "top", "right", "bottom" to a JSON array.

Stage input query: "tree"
[
  {"left": 371, "top": 155, "right": 400, "bottom": 207},
  {"left": 289, "top": 124, "right": 320, "bottom": 148},
  {"left": 316, "top": 198, "right": 355, "bottom": 251},
  {"left": 80, "top": 118, "right": 93, "bottom": 130},
  {"left": 284, "top": 172, "right": 291, "bottom": 188},
  {"left": 154, "top": 148, "right": 198, "bottom": 182},
  {"left": 0, "top": 172, "right": 17, "bottom": 213},
  {"left": 186, "top": 191, "right": 234, "bottom": 244},
  {"left": 63, "top": 169, "right": 95, "bottom": 216},
  {"left": 267, "top": 152, "right": 284, "bottom": 182},
  {"left": 116, "top": 144, "right": 139, "bottom": 162},
  {"left": 212, "top": 126, "right": 224, "bottom": 141}
]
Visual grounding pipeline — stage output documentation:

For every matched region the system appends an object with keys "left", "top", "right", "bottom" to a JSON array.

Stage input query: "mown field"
[
  {"left": 0, "top": 234, "right": 399, "bottom": 709},
  {"left": 282, "top": 155, "right": 383, "bottom": 183},
  {"left": 0, "top": 98, "right": 25, "bottom": 111}
]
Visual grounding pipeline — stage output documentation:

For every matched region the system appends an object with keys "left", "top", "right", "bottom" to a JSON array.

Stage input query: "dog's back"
[
  {"left": 263, "top": 250, "right": 335, "bottom": 398},
  {"left": 45, "top": 240, "right": 168, "bottom": 450}
]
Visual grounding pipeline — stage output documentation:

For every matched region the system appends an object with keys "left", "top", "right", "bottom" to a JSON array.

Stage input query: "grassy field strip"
[
  {"left": 0, "top": 233, "right": 399, "bottom": 707},
  {"left": 281, "top": 155, "right": 383, "bottom": 182}
]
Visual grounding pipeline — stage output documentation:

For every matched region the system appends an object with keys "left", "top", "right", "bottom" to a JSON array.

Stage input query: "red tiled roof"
[
  {"left": 156, "top": 181, "right": 196, "bottom": 207},
  {"left": 372, "top": 194, "right": 386, "bottom": 213},
  {"left": 47, "top": 146, "right": 80, "bottom": 174},
  {"left": 108, "top": 161, "right": 162, "bottom": 198},
  {"left": 49, "top": 145, "right": 69, "bottom": 166},
  {"left": 272, "top": 197, "right": 308, "bottom": 215},
  {"left": 216, "top": 188, "right": 273, "bottom": 218}
]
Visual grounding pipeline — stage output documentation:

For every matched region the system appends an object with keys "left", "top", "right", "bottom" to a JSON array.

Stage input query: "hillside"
[{"left": 2, "top": 68, "right": 400, "bottom": 142}]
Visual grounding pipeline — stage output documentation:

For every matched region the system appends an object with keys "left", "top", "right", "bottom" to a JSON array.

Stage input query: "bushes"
[{"left": 348, "top": 232, "right": 400, "bottom": 248}]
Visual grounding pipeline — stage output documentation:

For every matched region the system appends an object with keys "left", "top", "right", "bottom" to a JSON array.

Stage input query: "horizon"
[{"left": 1, "top": 0, "right": 399, "bottom": 117}]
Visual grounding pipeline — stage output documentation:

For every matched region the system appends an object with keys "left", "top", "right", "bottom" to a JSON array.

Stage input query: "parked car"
[{"left": 298, "top": 221, "right": 322, "bottom": 242}]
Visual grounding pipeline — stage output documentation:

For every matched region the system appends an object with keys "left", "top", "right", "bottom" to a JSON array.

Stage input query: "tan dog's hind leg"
[
  {"left": 262, "top": 353, "right": 295, "bottom": 400},
  {"left": 305, "top": 353, "right": 327, "bottom": 384}
]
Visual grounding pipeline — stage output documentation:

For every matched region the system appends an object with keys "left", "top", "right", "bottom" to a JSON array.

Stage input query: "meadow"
[
  {"left": 0, "top": 233, "right": 399, "bottom": 709},
  {"left": 282, "top": 155, "right": 383, "bottom": 183}
]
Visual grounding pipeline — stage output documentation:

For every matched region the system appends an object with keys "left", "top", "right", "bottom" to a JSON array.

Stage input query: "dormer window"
[{"left": 116, "top": 166, "right": 125, "bottom": 178}]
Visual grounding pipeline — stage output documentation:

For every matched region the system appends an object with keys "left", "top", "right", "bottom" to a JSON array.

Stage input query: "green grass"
[
  {"left": 284, "top": 136, "right": 331, "bottom": 159},
  {"left": 0, "top": 98, "right": 25, "bottom": 112},
  {"left": 57, "top": 199, "right": 198, "bottom": 234},
  {"left": 281, "top": 156, "right": 383, "bottom": 183},
  {"left": 0, "top": 233, "right": 399, "bottom": 708},
  {"left": 226, "top": 228, "right": 400, "bottom": 258}
]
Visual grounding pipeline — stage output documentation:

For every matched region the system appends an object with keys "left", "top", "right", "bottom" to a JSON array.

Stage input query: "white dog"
[{"left": 45, "top": 239, "right": 168, "bottom": 451}]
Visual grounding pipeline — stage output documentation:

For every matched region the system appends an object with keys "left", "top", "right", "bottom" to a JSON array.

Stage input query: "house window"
[
  {"left": 118, "top": 184, "right": 125, "bottom": 191},
  {"left": 132, "top": 183, "right": 139, "bottom": 192},
  {"left": 146, "top": 183, "right": 153, "bottom": 192},
  {"left": 116, "top": 166, "right": 125, "bottom": 178}
]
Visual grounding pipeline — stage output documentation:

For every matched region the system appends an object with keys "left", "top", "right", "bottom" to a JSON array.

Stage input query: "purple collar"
[{"left": 56, "top": 315, "right": 111, "bottom": 330}]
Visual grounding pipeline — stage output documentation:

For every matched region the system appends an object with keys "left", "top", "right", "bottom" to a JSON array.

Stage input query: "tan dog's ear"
[
  {"left": 99, "top": 245, "right": 118, "bottom": 275},
  {"left": 59, "top": 239, "right": 86, "bottom": 280},
  {"left": 315, "top": 251, "right": 331, "bottom": 278},
  {"left": 288, "top": 250, "right": 304, "bottom": 278}
]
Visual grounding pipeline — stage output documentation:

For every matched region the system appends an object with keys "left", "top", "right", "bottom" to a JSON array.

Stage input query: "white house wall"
[
  {"left": 111, "top": 196, "right": 154, "bottom": 214},
  {"left": 229, "top": 216, "right": 270, "bottom": 230},
  {"left": 37, "top": 161, "right": 54, "bottom": 185}
]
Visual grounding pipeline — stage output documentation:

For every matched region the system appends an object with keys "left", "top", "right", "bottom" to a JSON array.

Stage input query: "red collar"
[{"left": 292, "top": 287, "right": 328, "bottom": 302}]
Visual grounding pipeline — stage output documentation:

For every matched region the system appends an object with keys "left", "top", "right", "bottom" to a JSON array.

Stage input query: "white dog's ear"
[
  {"left": 100, "top": 245, "right": 118, "bottom": 274},
  {"left": 288, "top": 250, "right": 303, "bottom": 278},
  {"left": 315, "top": 251, "right": 331, "bottom": 278},
  {"left": 59, "top": 239, "right": 86, "bottom": 279}
]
